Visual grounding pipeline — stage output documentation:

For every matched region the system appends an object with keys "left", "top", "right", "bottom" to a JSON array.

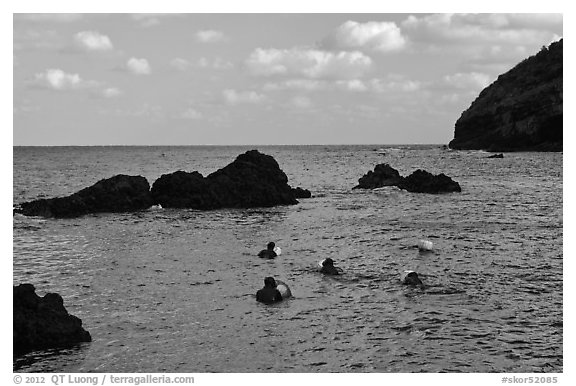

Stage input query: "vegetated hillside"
[{"left": 449, "top": 39, "right": 562, "bottom": 152}]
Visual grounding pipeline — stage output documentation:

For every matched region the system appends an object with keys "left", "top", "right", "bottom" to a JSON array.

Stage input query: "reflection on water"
[{"left": 13, "top": 146, "right": 562, "bottom": 372}]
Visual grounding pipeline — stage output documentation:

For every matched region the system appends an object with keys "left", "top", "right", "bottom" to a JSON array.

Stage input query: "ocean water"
[{"left": 12, "top": 145, "right": 563, "bottom": 373}]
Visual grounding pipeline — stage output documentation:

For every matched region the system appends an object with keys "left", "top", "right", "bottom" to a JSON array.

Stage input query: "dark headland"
[{"left": 449, "top": 39, "right": 562, "bottom": 152}]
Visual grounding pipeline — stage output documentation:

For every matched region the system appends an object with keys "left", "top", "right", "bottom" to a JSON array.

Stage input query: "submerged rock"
[
  {"left": 398, "top": 170, "right": 462, "bottom": 194},
  {"left": 353, "top": 163, "right": 403, "bottom": 189},
  {"left": 449, "top": 39, "right": 562, "bottom": 152},
  {"left": 13, "top": 284, "right": 92, "bottom": 356},
  {"left": 15, "top": 174, "right": 153, "bottom": 218},
  {"left": 151, "top": 150, "right": 301, "bottom": 209}
]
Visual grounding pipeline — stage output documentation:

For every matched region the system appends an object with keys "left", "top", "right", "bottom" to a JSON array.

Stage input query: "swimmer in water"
[
  {"left": 256, "top": 277, "right": 283, "bottom": 304},
  {"left": 258, "top": 242, "right": 277, "bottom": 259},
  {"left": 402, "top": 271, "right": 424, "bottom": 288},
  {"left": 320, "top": 258, "right": 341, "bottom": 275}
]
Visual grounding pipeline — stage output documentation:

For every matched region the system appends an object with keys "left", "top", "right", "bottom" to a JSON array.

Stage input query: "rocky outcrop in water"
[
  {"left": 14, "top": 174, "right": 153, "bottom": 218},
  {"left": 449, "top": 39, "right": 563, "bottom": 152},
  {"left": 13, "top": 284, "right": 92, "bottom": 356},
  {"left": 398, "top": 170, "right": 462, "bottom": 194},
  {"left": 15, "top": 150, "right": 310, "bottom": 217},
  {"left": 151, "top": 150, "right": 299, "bottom": 209},
  {"left": 291, "top": 187, "right": 312, "bottom": 199},
  {"left": 354, "top": 164, "right": 461, "bottom": 193},
  {"left": 353, "top": 164, "right": 402, "bottom": 189}
]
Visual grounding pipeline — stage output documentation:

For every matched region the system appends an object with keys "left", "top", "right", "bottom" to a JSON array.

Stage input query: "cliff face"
[{"left": 449, "top": 39, "right": 563, "bottom": 152}]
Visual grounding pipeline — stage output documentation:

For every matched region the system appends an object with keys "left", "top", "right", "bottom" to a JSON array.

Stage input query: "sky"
[{"left": 13, "top": 10, "right": 563, "bottom": 145}]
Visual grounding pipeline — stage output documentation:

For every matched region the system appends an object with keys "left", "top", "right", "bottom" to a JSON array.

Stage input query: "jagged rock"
[
  {"left": 150, "top": 170, "right": 218, "bottom": 209},
  {"left": 13, "top": 284, "right": 91, "bottom": 356},
  {"left": 15, "top": 174, "right": 153, "bottom": 218},
  {"left": 353, "top": 164, "right": 403, "bottom": 189},
  {"left": 291, "top": 187, "right": 312, "bottom": 199},
  {"left": 487, "top": 153, "right": 504, "bottom": 159},
  {"left": 354, "top": 164, "right": 461, "bottom": 194},
  {"left": 151, "top": 150, "right": 299, "bottom": 209},
  {"left": 449, "top": 39, "right": 563, "bottom": 152},
  {"left": 398, "top": 170, "right": 461, "bottom": 194}
]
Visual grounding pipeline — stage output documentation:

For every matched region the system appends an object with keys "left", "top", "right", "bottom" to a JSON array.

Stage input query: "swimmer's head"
[
  {"left": 267, "top": 242, "right": 275, "bottom": 250},
  {"left": 264, "top": 276, "right": 277, "bottom": 288},
  {"left": 322, "top": 258, "right": 334, "bottom": 267}
]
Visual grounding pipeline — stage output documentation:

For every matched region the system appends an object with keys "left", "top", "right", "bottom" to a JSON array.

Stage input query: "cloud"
[
  {"left": 197, "top": 57, "right": 234, "bottom": 70},
  {"left": 130, "top": 14, "right": 184, "bottom": 28},
  {"left": 102, "top": 88, "right": 122, "bottom": 98},
  {"left": 321, "top": 20, "right": 407, "bottom": 53},
  {"left": 246, "top": 48, "right": 372, "bottom": 80},
  {"left": 222, "top": 89, "right": 265, "bottom": 105},
  {"left": 170, "top": 57, "right": 192, "bottom": 71},
  {"left": 74, "top": 31, "right": 113, "bottom": 52},
  {"left": 263, "top": 79, "right": 324, "bottom": 91},
  {"left": 34, "top": 68, "right": 97, "bottom": 90},
  {"left": 32, "top": 68, "right": 122, "bottom": 98},
  {"left": 196, "top": 30, "right": 227, "bottom": 43},
  {"left": 439, "top": 72, "right": 492, "bottom": 90},
  {"left": 126, "top": 57, "right": 151, "bottom": 75},
  {"left": 401, "top": 13, "right": 562, "bottom": 47},
  {"left": 181, "top": 108, "right": 203, "bottom": 120}
]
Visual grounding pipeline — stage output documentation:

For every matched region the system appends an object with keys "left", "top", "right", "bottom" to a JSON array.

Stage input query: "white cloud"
[
  {"left": 440, "top": 72, "right": 492, "bottom": 90},
  {"left": 263, "top": 79, "right": 324, "bottom": 91},
  {"left": 102, "top": 87, "right": 122, "bottom": 98},
  {"left": 181, "top": 108, "right": 203, "bottom": 120},
  {"left": 170, "top": 57, "right": 191, "bottom": 71},
  {"left": 130, "top": 14, "right": 184, "bottom": 28},
  {"left": 74, "top": 31, "right": 113, "bottom": 52},
  {"left": 223, "top": 89, "right": 265, "bottom": 105},
  {"left": 322, "top": 20, "right": 407, "bottom": 53},
  {"left": 246, "top": 48, "right": 372, "bottom": 80},
  {"left": 34, "top": 68, "right": 96, "bottom": 90},
  {"left": 369, "top": 77, "right": 422, "bottom": 93},
  {"left": 401, "top": 13, "right": 561, "bottom": 46},
  {"left": 197, "top": 57, "right": 234, "bottom": 70},
  {"left": 196, "top": 30, "right": 227, "bottom": 43},
  {"left": 127, "top": 57, "right": 151, "bottom": 75},
  {"left": 335, "top": 79, "right": 368, "bottom": 92}
]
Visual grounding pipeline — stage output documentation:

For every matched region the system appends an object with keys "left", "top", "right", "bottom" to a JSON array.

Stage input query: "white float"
[
  {"left": 275, "top": 280, "right": 292, "bottom": 298},
  {"left": 273, "top": 246, "right": 282, "bottom": 256},
  {"left": 417, "top": 239, "right": 433, "bottom": 251}
]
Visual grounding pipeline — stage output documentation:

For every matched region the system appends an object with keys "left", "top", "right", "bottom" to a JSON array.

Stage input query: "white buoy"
[
  {"left": 275, "top": 280, "right": 292, "bottom": 298},
  {"left": 418, "top": 239, "right": 433, "bottom": 251},
  {"left": 273, "top": 246, "right": 282, "bottom": 256}
]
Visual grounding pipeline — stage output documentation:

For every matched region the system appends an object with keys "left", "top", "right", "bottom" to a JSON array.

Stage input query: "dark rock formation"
[
  {"left": 449, "top": 39, "right": 563, "bottom": 152},
  {"left": 149, "top": 170, "right": 218, "bottom": 209},
  {"left": 398, "top": 170, "right": 462, "bottom": 194},
  {"left": 15, "top": 174, "right": 153, "bottom": 218},
  {"left": 353, "top": 164, "right": 403, "bottom": 189},
  {"left": 14, "top": 284, "right": 91, "bottom": 356},
  {"left": 15, "top": 151, "right": 311, "bottom": 217},
  {"left": 354, "top": 164, "right": 461, "bottom": 193},
  {"left": 151, "top": 150, "right": 299, "bottom": 209},
  {"left": 291, "top": 187, "right": 312, "bottom": 199},
  {"left": 487, "top": 153, "right": 504, "bottom": 159}
]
